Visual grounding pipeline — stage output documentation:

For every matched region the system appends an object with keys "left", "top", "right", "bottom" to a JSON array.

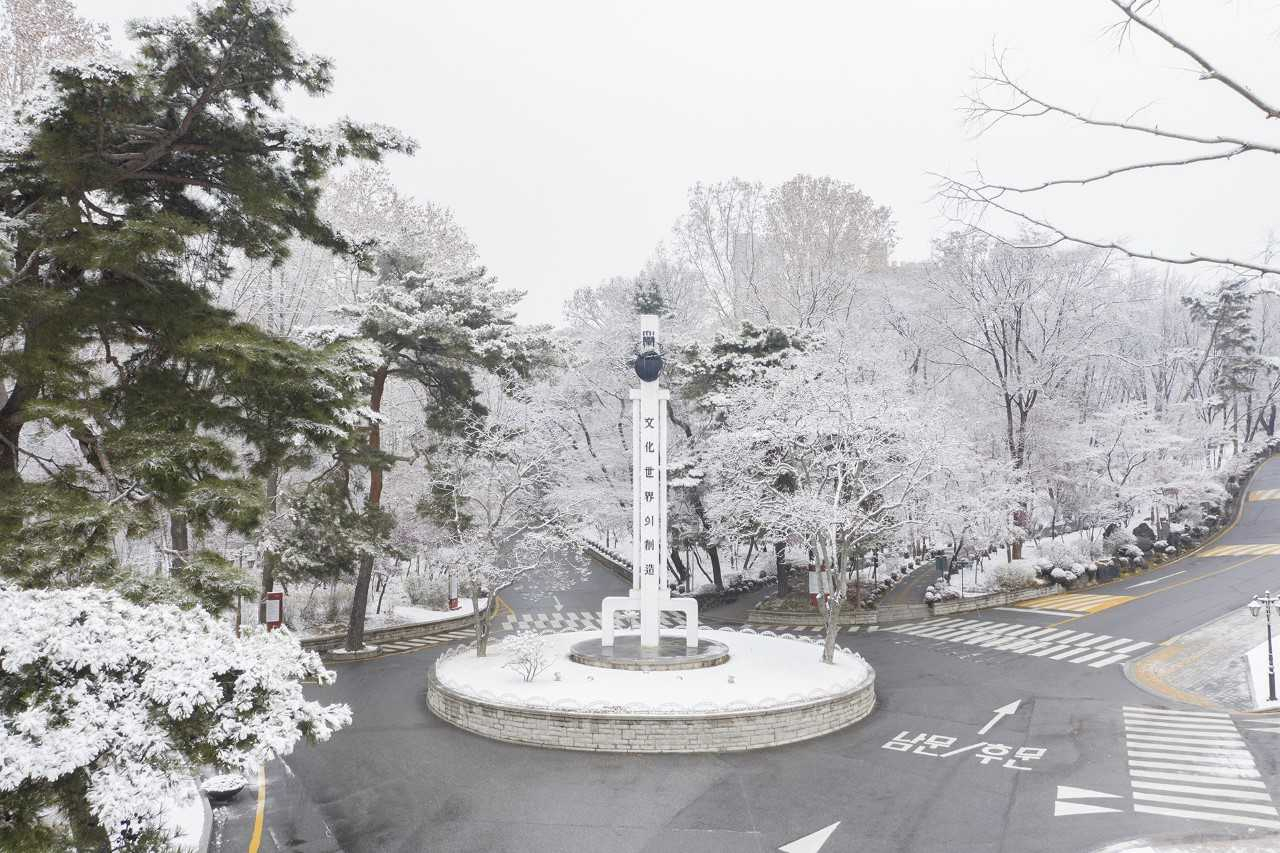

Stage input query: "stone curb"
[{"left": 304, "top": 611, "right": 476, "bottom": 662}]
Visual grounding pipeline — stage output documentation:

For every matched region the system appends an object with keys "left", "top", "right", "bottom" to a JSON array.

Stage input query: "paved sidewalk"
[
  {"left": 878, "top": 559, "right": 938, "bottom": 608},
  {"left": 1131, "top": 605, "right": 1265, "bottom": 711}
]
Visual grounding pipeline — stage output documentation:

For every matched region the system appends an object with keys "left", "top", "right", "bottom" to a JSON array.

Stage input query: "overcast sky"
[{"left": 80, "top": 0, "right": 1280, "bottom": 324}]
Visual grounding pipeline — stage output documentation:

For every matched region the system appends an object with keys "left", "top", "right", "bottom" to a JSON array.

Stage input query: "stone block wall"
[
  {"left": 302, "top": 612, "right": 474, "bottom": 653},
  {"left": 426, "top": 669, "right": 876, "bottom": 753}
]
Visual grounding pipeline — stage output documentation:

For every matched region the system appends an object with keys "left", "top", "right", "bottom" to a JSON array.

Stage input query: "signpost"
[
  {"left": 599, "top": 315, "right": 700, "bottom": 649},
  {"left": 261, "top": 591, "right": 284, "bottom": 631}
]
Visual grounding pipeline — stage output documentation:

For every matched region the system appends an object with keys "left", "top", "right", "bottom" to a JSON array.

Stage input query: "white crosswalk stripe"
[
  {"left": 1123, "top": 706, "right": 1280, "bottom": 830},
  {"left": 499, "top": 609, "right": 693, "bottom": 632},
  {"left": 878, "top": 618, "right": 1148, "bottom": 668},
  {"left": 497, "top": 610, "right": 869, "bottom": 636},
  {"left": 377, "top": 629, "right": 478, "bottom": 654}
]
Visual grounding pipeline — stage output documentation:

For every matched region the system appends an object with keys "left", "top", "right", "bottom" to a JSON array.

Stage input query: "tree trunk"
[
  {"left": 707, "top": 544, "right": 724, "bottom": 591},
  {"left": 688, "top": 488, "right": 724, "bottom": 590},
  {"left": 817, "top": 539, "right": 842, "bottom": 664},
  {"left": 345, "top": 364, "right": 389, "bottom": 652},
  {"left": 669, "top": 547, "right": 690, "bottom": 590},
  {"left": 169, "top": 512, "right": 190, "bottom": 570},
  {"left": 471, "top": 586, "right": 499, "bottom": 656},
  {"left": 0, "top": 382, "right": 27, "bottom": 478},
  {"left": 260, "top": 467, "right": 281, "bottom": 601},
  {"left": 775, "top": 541, "right": 788, "bottom": 596},
  {"left": 345, "top": 553, "right": 374, "bottom": 651}
]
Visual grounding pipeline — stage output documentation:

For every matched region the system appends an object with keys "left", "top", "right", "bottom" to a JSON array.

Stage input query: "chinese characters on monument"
[{"left": 600, "top": 315, "right": 699, "bottom": 649}]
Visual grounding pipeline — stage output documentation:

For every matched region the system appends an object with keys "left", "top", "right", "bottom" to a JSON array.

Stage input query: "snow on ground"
[
  {"left": 434, "top": 628, "right": 870, "bottom": 714},
  {"left": 944, "top": 528, "right": 1101, "bottom": 596},
  {"left": 296, "top": 598, "right": 483, "bottom": 639},
  {"left": 393, "top": 599, "right": 482, "bottom": 623},
  {"left": 1245, "top": 638, "right": 1280, "bottom": 710},
  {"left": 163, "top": 776, "right": 206, "bottom": 852},
  {"left": 296, "top": 611, "right": 408, "bottom": 639}
]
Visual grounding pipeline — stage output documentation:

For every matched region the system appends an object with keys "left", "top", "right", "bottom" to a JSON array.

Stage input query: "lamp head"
[{"left": 1250, "top": 598, "right": 1263, "bottom": 618}]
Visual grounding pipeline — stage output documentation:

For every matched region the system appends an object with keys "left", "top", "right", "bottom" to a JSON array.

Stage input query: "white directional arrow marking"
[
  {"left": 779, "top": 821, "right": 840, "bottom": 853},
  {"left": 1054, "top": 801, "right": 1122, "bottom": 817},
  {"left": 1056, "top": 786, "right": 1121, "bottom": 800},
  {"left": 978, "top": 700, "right": 1023, "bottom": 735}
]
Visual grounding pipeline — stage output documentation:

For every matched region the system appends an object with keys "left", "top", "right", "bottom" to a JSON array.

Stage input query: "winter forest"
[{"left": 5, "top": 0, "right": 1280, "bottom": 850}]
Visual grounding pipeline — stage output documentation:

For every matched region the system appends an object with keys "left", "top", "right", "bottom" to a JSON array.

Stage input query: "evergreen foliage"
[{"left": 0, "top": 0, "right": 411, "bottom": 603}]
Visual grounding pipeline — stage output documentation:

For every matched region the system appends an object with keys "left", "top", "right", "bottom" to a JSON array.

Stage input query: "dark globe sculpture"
[{"left": 634, "top": 350, "right": 664, "bottom": 382}]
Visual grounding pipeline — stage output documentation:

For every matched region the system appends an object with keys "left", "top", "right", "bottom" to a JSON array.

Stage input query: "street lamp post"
[{"left": 1248, "top": 590, "right": 1280, "bottom": 702}]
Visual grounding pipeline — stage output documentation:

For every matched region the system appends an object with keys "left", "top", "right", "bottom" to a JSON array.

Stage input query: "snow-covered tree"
[
  {"left": 706, "top": 345, "right": 944, "bottom": 662},
  {"left": 672, "top": 175, "right": 895, "bottom": 330},
  {"left": 0, "top": 0, "right": 412, "bottom": 600},
  {"left": 321, "top": 260, "right": 554, "bottom": 651},
  {"left": 920, "top": 450, "right": 1029, "bottom": 570},
  {"left": 0, "top": 584, "right": 349, "bottom": 852},
  {"left": 672, "top": 322, "right": 816, "bottom": 591},
  {"left": 422, "top": 388, "right": 586, "bottom": 656},
  {"left": 0, "top": 0, "right": 107, "bottom": 109}
]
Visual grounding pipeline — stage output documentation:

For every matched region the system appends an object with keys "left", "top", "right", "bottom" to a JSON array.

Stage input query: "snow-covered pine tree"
[
  {"left": 672, "top": 321, "right": 815, "bottom": 591},
  {"left": 332, "top": 258, "right": 556, "bottom": 651},
  {"left": 0, "top": 0, "right": 412, "bottom": 600}
]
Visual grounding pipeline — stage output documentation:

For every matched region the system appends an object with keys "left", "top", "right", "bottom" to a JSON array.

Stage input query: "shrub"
[
  {"left": 990, "top": 561, "right": 1038, "bottom": 591},
  {"left": 403, "top": 572, "right": 447, "bottom": 608},
  {"left": 1050, "top": 566, "right": 1077, "bottom": 586},
  {"left": 1103, "top": 528, "right": 1136, "bottom": 556},
  {"left": 923, "top": 583, "right": 962, "bottom": 604},
  {"left": 1041, "top": 539, "right": 1090, "bottom": 570},
  {"left": 502, "top": 631, "right": 552, "bottom": 682}
]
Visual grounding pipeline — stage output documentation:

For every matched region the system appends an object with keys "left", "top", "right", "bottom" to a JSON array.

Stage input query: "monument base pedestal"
[
  {"left": 569, "top": 635, "right": 729, "bottom": 671},
  {"left": 601, "top": 589, "right": 699, "bottom": 649}
]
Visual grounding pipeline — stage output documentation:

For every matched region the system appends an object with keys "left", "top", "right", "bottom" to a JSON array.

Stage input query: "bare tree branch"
[{"left": 1106, "top": 0, "right": 1280, "bottom": 120}]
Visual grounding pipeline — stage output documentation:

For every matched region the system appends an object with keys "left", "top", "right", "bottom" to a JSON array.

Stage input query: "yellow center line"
[
  {"left": 248, "top": 764, "right": 266, "bottom": 853},
  {"left": 1046, "top": 554, "right": 1268, "bottom": 628},
  {"left": 1125, "top": 553, "right": 1266, "bottom": 604},
  {"left": 1040, "top": 463, "right": 1270, "bottom": 627}
]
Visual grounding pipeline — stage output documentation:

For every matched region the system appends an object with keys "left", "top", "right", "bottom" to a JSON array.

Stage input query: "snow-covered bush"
[
  {"left": 501, "top": 631, "right": 552, "bottom": 682},
  {"left": 285, "top": 582, "right": 355, "bottom": 631},
  {"left": 923, "top": 582, "right": 962, "bottom": 604},
  {"left": 402, "top": 572, "right": 448, "bottom": 608},
  {"left": 1041, "top": 539, "right": 1091, "bottom": 570},
  {"left": 989, "top": 561, "right": 1038, "bottom": 591},
  {"left": 1050, "top": 566, "right": 1079, "bottom": 586},
  {"left": 0, "top": 585, "right": 351, "bottom": 852},
  {"left": 1103, "top": 528, "right": 1136, "bottom": 556}
]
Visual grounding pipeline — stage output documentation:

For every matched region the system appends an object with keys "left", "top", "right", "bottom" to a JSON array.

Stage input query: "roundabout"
[{"left": 427, "top": 628, "right": 876, "bottom": 752}]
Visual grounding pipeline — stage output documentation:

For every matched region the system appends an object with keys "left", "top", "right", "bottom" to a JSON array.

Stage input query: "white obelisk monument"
[{"left": 600, "top": 314, "right": 699, "bottom": 650}]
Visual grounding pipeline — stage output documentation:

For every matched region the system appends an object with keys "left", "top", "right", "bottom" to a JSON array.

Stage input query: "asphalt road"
[{"left": 259, "top": 461, "right": 1280, "bottom": 853}]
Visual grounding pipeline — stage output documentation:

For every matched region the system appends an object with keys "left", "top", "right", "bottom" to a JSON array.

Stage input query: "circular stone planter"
[
  {"left": 427, "top": 629, "right": 875, "bottom": 753},
  {"left": 201, "top": 774, "right": 246, "bottom": 803}
]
